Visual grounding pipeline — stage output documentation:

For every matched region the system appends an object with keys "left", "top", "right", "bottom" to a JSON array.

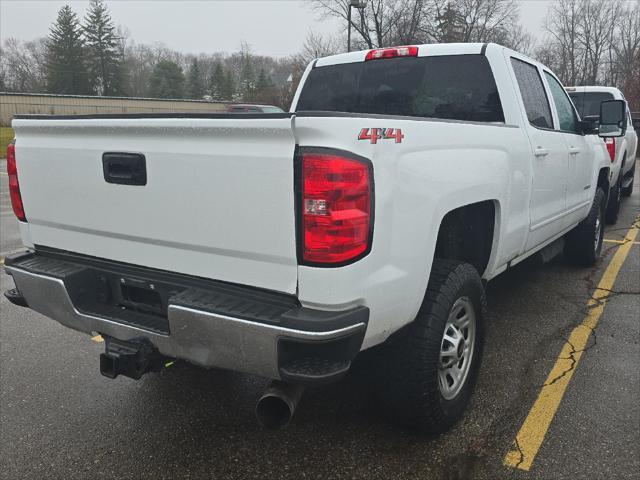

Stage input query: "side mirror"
[{"left": 599, "top": 100, "right": 627, "bottom": 138}]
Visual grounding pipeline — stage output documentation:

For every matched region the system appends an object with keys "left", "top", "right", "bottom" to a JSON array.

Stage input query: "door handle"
[
  {"left": 534, "top": 147, "right": 549, "bottom": 157},
  {"left": 568, "top": 146, "right": 580, "bottom": 155}
]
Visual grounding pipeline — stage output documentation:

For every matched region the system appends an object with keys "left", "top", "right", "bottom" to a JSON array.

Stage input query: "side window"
[
  {"left": 544, "top": 72, "right": 580, "bottom": 134},
  {"left": 510, "top": 58, "right": 553, "bottom": 129}
]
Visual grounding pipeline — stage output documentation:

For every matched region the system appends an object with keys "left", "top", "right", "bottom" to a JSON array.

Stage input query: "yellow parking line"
[
  {"left": 604, "top": 238, "right": 640, "bottom": 245},
  {"left": 504, "top": 222, "right": 639, "bottom": 471},
  {"left": 90, "top": 335, "right": 103, "bottom": 343}
]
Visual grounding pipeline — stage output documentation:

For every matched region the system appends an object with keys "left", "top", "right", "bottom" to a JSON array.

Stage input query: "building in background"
[{"left": 0, "top": 92, "right": 228, "bottom": 126}]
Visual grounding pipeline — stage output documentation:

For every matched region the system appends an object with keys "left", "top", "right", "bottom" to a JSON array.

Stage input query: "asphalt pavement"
[{"left": 1, "top": 159, "right": 638, "bottom": 480}]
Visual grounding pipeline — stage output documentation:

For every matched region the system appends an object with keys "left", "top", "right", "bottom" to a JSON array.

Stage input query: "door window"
[
  {"left": 544, "top": 72, "right": 581, "bottom": 134},
  {"left": 510, "top": 58, "right": 553, "bottom": 129}
]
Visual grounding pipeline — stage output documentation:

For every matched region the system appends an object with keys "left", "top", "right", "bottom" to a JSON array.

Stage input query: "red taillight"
[
  {"left": 365, "top": 46, "right": 418, "bottom": 61},
  {"left": 6, "top": 142, "right": 26, "bottom": 221},
  {"left": 604, "top": 138, "right": 615, "bottom": 162},
  {"left": 301, "top": 151, "right": 372, "bottom": 265}
]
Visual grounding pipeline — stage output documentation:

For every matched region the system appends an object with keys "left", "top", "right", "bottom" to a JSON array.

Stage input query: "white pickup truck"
[
  {"left": 4, "top": 43, "right": 628, "bottom": 431},
  {"left": 567, "top": 86, "right": 638, "bottom": 224}
]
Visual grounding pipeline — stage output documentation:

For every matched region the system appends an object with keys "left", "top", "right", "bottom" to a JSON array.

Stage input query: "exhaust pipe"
[{"left": 255, "top": 381, "right": 305, "bottom": 429}]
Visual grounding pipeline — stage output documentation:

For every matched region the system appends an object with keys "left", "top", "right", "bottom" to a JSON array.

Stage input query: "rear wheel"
[
  {"left": 565, "top": 187, "right": 605, "bottom": 267},
  {"left": 380, "top": 260, "right": 485, "bottom": 433},
  {"left": 605, "top": 171, "right": 622, "bottom": 224}
]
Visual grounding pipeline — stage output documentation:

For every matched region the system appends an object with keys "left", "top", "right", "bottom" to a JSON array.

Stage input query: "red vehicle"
[{"left": 226, "top": 104, "right": 285, "bottom": 113}]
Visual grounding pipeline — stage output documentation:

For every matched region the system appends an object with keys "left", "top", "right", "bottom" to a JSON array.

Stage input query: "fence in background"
[{"left": 1, "top": 92, "right": 228, "bottom": 126}]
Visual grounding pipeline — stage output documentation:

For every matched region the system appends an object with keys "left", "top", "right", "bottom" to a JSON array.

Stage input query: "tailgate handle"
[{"left": 102, "top": 153, "right": 147, "bottom": 186}]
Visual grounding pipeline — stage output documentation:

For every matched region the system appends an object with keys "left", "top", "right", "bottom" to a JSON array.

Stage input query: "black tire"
[
  {"left": 621, "top": 159, "right": 635, "bottom": 197},
  {"left": 605, "top": 172, "right": 622, "bottom": 224},
  {"left": 564, "top": 187, "right": 605, "bottom": 267},
  {"left": 380, "top": 260, "right": 485, "bottom": 433}
]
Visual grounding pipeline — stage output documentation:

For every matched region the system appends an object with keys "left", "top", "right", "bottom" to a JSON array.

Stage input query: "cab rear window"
[
  {"left": 296, "top": 55, "right": 504, "bottom": 123},
  {"left": 568, "top": 92, "right": 615, "bottom": 118}
]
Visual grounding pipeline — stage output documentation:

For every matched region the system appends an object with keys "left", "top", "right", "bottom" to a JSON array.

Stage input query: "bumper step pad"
[
  {"left": 280, "top": 357, "right": 351, "bottom": 385},
  {"left": 4, "top": 249, "right": 299, "bottom": 335}
]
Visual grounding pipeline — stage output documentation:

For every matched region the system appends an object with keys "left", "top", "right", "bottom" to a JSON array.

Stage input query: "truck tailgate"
[{"left": 12, "top": 116, "right": 298, "bottom": 294}]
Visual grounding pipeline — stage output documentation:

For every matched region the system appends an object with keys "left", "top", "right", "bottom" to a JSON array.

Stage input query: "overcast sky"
[{"left": 1, "top": 0, "right": 554, "bottom": 57}]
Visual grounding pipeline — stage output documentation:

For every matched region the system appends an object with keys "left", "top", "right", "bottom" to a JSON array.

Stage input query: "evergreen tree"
[
  {"left": 208, "top": 62, "right": 225, "bottom": 100},
  {"left": 435, "top": 3, "right": 464, "bottom": 43},
  {"left": 253, "top": 68, "right": 276, "bottom": 104},
  {"left": 239, "top": 53, "right": 256, "bottom": 100},
  {"left": 83, "top": 0, "right": 124, "bottom": 95},
  {"left": 255, "top": 68, "right": 273, "bottom": 91},
  {"left": 150, "top": 60, "right": 185, "bottom": 98},
  {"left": 222, "top": 69, "right": 236, "bottom": 100},
  {"left": 46, "top": 5, "right": 90, "bottom": 94},
  {"left": 186, "top": 57, "right": 205, "bottom": 99}
]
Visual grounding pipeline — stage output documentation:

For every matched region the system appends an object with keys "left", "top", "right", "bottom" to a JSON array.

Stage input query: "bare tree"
[
  {"left": 578, "top": 0, "right": 621, "bottom": 84},
  {"left": 1, "top": 38, "right": 48, "bottom": 93},
  {"left": 454, "top": 0, "right": 520, "bottom": 43},
  {"left": 535, "top": 41, "right": 564, "bottom": 70},
  {"left": 389, "top": 0, "right": 432, "bottom": 44},
  {"left": 298, "top": 31, "right": 341, "bottom": 64},
  {"left": 115, "top": 25, "right": 131, "bottom": 59},
  {"left": 539, "top": 0, "right": 638, "bottom": 95},
  {"left": 310, "top": 0, "right": 423, "bottom": 48},
  {"left": 122, "top": 43, "right": 163, "bottom": 97},
  {"left": 614, "top": 1, "right": 640, "bottom": 106},
  {"left": 277, "top": 31, "right": 341, "bottom": 110},
  {"left": 310, "top": 0, "right": 525, "bottom": 49},
  {"left": 490, "top": 23, "right": 534, "bottom": 54},
  {"left": 542, "top": 0, "right": 584, "bottom": 85}
]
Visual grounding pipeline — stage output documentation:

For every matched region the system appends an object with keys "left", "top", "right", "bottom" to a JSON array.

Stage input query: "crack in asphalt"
[
  {"left": 437, "top": 218, "right": 640, "bottom": 478},
  {"left": 454, "top": 304, "right": 586, "bottom": 477},
  {"left": 511, "top": 436, "right": 526, "bottom": 473},
  {"left": 542, "top": 338, "right": 583, "bottom": 387},
  {"left": 538, "top": 291, "right": 629, "bottom": 388},
  {"left": 534, "top": 227, "right": 638, "bottom": 393},
  {"left": 593, "top": 287, "right": 640, "bottom": 297}
]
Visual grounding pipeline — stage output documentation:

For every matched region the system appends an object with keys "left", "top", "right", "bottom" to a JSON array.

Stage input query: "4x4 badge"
[{"left": 358, "top": 128, "right": 404, "bottom": 144}]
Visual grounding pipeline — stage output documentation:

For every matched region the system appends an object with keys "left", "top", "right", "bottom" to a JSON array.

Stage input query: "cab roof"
[
  {"left": 315, "top": 42, "right": 490, "bottom": 67},
  {"left": 565, "top": 86, "right": 623, "bottom": 96}
]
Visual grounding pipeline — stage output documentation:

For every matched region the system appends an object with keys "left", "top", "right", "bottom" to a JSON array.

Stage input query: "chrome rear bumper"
[{"left": 5, "top": 251, "right": 367, "bottom": 383}]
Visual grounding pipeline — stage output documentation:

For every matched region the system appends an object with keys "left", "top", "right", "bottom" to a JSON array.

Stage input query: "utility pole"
[{"left": 347, "top": 1, "right": 367, "bottom": 52}]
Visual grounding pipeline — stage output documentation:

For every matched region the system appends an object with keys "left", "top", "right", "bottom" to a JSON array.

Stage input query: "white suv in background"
[{"left": 567, "top": 86, "right": 638, "bottom": 223}]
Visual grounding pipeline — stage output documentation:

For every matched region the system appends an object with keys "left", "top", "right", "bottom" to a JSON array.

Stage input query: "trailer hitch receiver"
[{"left": 99, "top": 337, "right": 166, "bottom": 380}]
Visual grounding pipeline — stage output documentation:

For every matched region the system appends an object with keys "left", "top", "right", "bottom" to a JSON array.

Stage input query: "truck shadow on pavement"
[
  {"left": 4, "top": 234, "right": 624, "bottom": 479},
  {"left": 93, "top": 251, "right": 609, "bottom": 480}
]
